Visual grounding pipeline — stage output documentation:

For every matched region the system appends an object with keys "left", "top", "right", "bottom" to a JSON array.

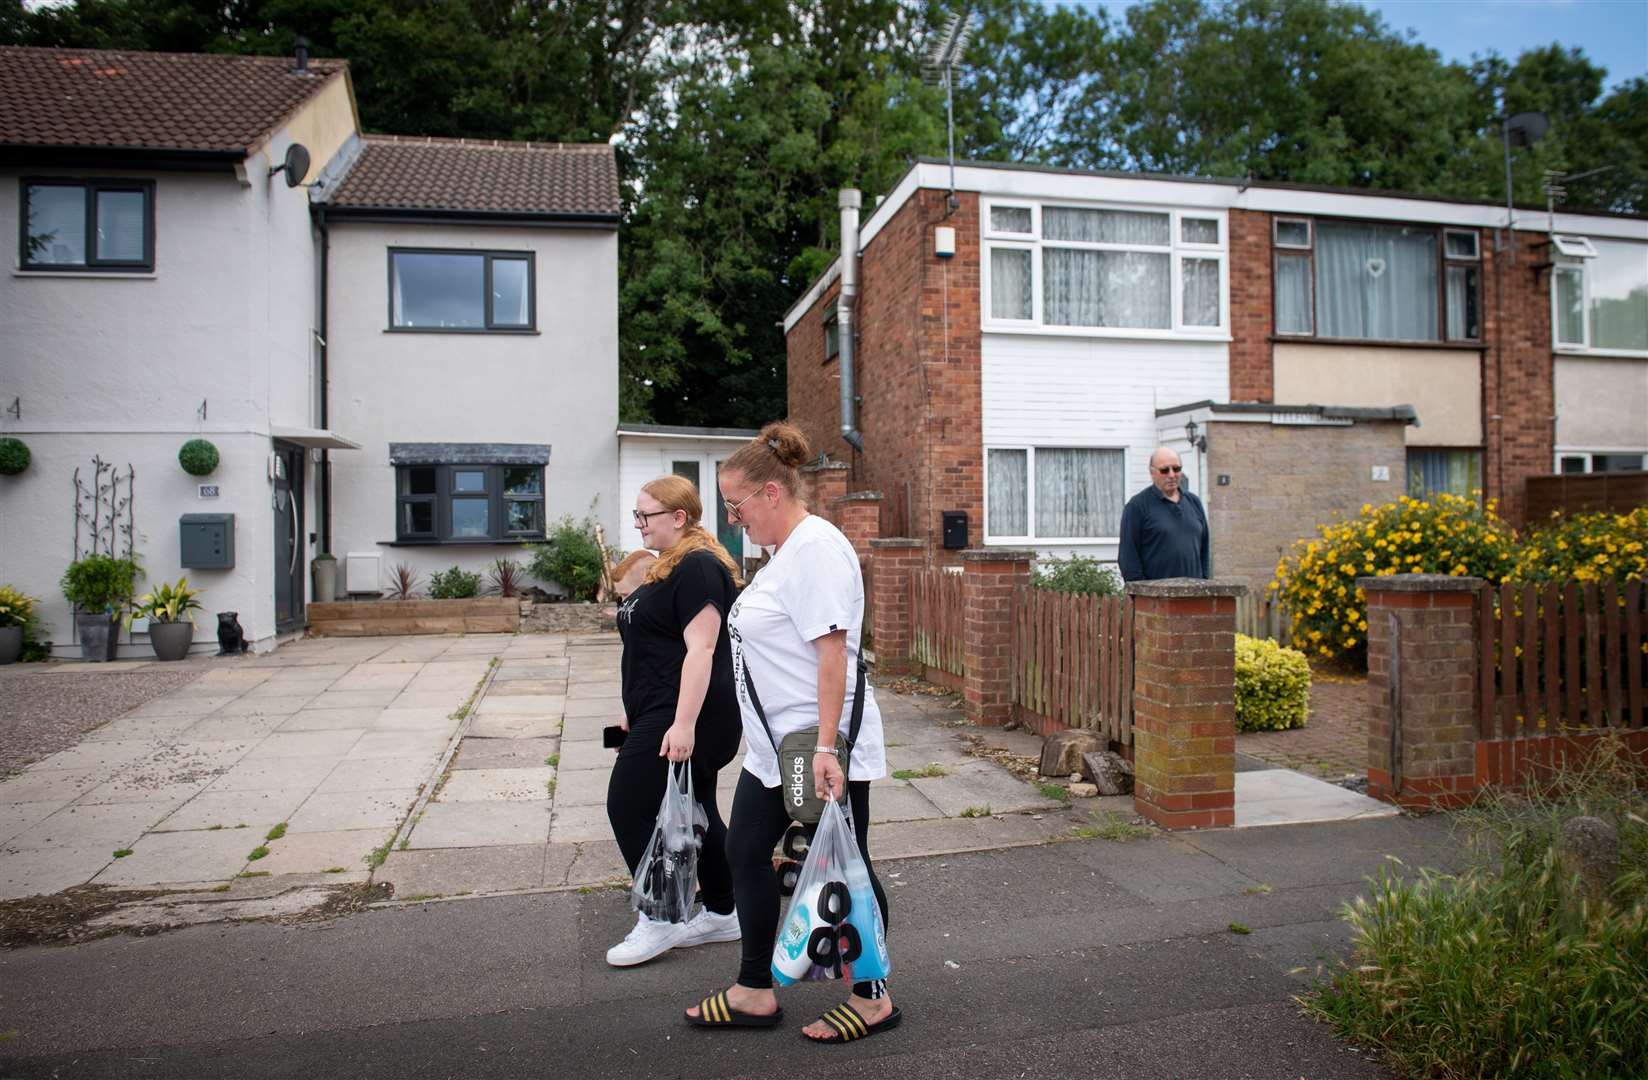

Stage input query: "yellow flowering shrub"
[
  {"left": 1271, "top": 493, "right": 1515, "bottom": 666},
  {"left": 1234, "top": 634, "right": 1311, "bottom": 732},
  {"left": 1511, "top": 508, "right": 1648, "bottom": 586}
]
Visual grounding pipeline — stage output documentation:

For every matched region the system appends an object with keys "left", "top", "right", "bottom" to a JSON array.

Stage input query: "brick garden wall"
[{"left": 1207, "top": 418, "right": 1409, "bottom": 593}]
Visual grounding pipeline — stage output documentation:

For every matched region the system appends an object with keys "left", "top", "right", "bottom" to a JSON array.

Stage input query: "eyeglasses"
[
  {"left": 632, "top": 509, "right": 675, "bottom": 526},
  {"left": 1155, "top": 465, "right": 1183, "bottom": 475},
  {"left": 725, "top": 488, "right": 761, "bottom": 524}
]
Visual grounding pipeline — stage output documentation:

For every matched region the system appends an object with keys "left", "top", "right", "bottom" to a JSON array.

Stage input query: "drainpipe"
[
  {"left": 316, "top": 206, "right": 332, "bottom": 556},
  {"left": 838, "top": 188, "right": 865, "bottom": 453}
]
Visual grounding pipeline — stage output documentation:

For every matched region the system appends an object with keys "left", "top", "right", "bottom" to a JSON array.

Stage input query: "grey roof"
[{"left": 617, "top": 423, "right": 761, "bottom": 440}]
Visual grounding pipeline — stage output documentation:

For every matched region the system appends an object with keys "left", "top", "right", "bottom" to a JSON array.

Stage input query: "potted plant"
[
  {"left": 0, "top": 585, "right": 37, "bottom": 664},
  {"left": 61, "top": 554, "right": 141, "bottom": 661},
  {"left": 312, "top": 551, "right": 337, "bottom": 603},
  {"left": 128, "top": 576, "right": 204, "bottom": 661}
]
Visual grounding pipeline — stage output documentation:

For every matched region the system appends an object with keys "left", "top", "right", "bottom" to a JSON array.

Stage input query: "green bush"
[
  {"left": 1233, "top": 634, "right": 1310, "bottom": 732},
  {"left": 0, "top": 437, "right": 31, "bottom": 476},
  {"left": 1032, "top": 554, "right": 1122, "bottom": 596},
  {"left": 1513, "top": 507, "right": 1648, "bottom": 586},
  {"left": 1309, "top": 737, "right": 1648, "bottom": 1078},
  {"left": 526, "top": 516, "right": 609, "bottom": 601},
  {"left": 60, "top": 554, "right": 142, "bottom": 614},
  {"left": 427, "top": 566, "right": 481, "bottom": 599},
  {"left": 177, "top": 438, "right": 220, "bottom": 476}
]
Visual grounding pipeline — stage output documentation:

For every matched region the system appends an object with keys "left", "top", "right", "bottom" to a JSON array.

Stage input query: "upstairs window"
[
  {"left": 982, "top": 201, "right": 1226, "bottom": 335},
  {"left": 21, "top": 179, "right": 154, "bottom": 271},
  {"left": 1274, "top": 219, "right": 1481, "bottom": 344},
  {"left": 390, "top": 249, "right": 534, "bottom": 331},
  {"left": 1551, "top": 238, "right": 1648, "bottom": 355}
]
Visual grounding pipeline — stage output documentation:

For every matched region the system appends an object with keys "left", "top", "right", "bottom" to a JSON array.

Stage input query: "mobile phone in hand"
[{"left": 603, "top": 724, "right": 627, "bottom": 749}]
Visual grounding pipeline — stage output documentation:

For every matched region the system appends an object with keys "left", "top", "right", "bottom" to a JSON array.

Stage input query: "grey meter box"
[{"left": 180, "top": 514, "right": 235, "bottom": 569}]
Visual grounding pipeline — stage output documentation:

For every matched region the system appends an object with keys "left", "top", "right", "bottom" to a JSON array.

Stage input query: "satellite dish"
[
  {"left": 269, "top": 142, "right": 311, "bottom": 187},
  {"left": 1504, "top": 112, "right": 1548, "bottom": 148}
]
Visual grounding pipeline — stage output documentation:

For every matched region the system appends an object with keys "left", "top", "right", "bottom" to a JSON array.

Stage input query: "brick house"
[{"left": 783, "top": 160, "right": 1647, "bottom": 592}]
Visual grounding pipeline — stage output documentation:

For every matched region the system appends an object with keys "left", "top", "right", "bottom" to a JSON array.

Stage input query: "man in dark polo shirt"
[{"left": 1118, "top": 447, "right": 1210, "bottom": 582}]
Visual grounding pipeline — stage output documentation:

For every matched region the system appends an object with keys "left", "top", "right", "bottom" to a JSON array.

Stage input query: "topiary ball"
[
  {"left": 0, "top": 437, "right": 29, "bottom": 476},
  {"left": 178, "top": 438, "right": 220, "bottom": 477}
]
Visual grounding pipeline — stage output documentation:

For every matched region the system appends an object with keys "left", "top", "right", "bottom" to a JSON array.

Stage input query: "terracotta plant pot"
[
  {"left": 148, "top": 620, "right": 195, "bottom": 662},
  {"left": 0, "top": 625, "right": 21, "bottom": 664}
]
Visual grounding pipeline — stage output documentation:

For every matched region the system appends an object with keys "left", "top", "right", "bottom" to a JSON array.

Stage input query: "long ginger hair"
[{"left": 640, "top": 474, "right": 743, "bottom": 587}]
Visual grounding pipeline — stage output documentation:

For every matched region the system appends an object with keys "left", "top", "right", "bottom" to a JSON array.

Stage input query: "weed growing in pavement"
[
  {"left": 324, "top": 867, "right": 346, "bottom": 874},
  {"left": 111, "top": 849, "right": 132, "bottom": 858},
  {"left": 235, "top": 823, "right": 248, "bottom": 829},
  {"left": 1037, "top": 782, "right": 1071, "bottom": 801},
  {"left": 238, "top": 871, "right": 270, "bottom": 879},
  {"left": 1070, "top": 811, "right": 1151, "bottom": 842},
  {"left": 546, "top": 778, "right": 558, "bottom": 795},
  {"left": 397, "top": 838, "right": 409, "bottom": 850},
  {"left": 1308, "top": 732, "right": 1648, "bottom": 1078},
  {"left": 892, "top": 764, "right": 947, "bottom": 780},
  {"left": 1242, "top": 883, "right": 1274, "bottom": 895},
  {"left": 265, "top": 823, "right": 287, "bottom": 841},
  {"left": 207, "top": 824, "right": 223, "bottom": 831},
  {"left": 246, "top": 846, "right": 269, "bottom": 861},
  {"left": 403, "top": 893, "right": 437, "bottom": 902},
  {"left": 959, "top": 805, "right": 992, "bottom": 818},
  {"left": 366, "top": 838, "right": 392, "bottom": 869},
  {"left": 546, "top": 754, "right": 559, "bottom": 767},
  {"left": 1228, "top": 922, "right": 1251, "bottom": 935},
  {"left": 209, "top": 884, "right": 230, "bottom": 893}
]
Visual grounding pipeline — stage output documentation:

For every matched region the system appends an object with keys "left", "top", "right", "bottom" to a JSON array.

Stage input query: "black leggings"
[
  {"left": 727, "top": 771, "right": 889, "bottom": 991},
  {"left": 606, "top": 712, "right": 740, "bottom": 916}
]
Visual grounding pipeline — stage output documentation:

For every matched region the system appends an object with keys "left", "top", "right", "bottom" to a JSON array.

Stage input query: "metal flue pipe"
[{"left": 837, "top": 188, "right": 864, "bottom": 452}]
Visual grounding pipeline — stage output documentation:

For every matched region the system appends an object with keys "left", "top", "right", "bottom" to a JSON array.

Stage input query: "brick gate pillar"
[
  {"left": 960, "top": 548, "right": 1033, "bottom": 726},
  {"left": 1126, "top": 578, "right": 1246, "bottom": 830},
  {"left": 868, "top": 538, "right": 925, "bottom": 675},
  {"left": 1361, "top": 574, "right": 1483, "bottom": 810},
  {"left": 832, "top": 492, "right": 884, "bottom": 563},
  {"left": 802, "top": 462, "right": 851, "bottom": 525}
]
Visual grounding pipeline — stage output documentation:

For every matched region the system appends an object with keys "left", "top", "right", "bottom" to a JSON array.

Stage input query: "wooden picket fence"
[
  {"left": 1235, "top": 592, "right": 1289, "bottom": 642},
  {"left": 1477, "top": 579, "right": 1647, "bottom": 738},
  {"left": 910, "top": 568, "right": 965, "bottom": 686},
  {"left": 1011, "top": 587, "right": 1133, "bottom": 744}
]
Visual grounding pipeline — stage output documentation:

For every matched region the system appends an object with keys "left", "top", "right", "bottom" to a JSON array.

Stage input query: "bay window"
[
  {"left": 983, "top": 201, "right": 1226, "bottom": 334},
  {"left": 986, "top": 446, "right": 1126, "bottom": 541},
  {"left": 388, "top": 443, "right": 549, "bottom": 543}
]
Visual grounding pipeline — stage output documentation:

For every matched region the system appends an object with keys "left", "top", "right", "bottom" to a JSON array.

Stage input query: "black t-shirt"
[{"left": 616, "top": 549, "right": 741, "bottom": 731}]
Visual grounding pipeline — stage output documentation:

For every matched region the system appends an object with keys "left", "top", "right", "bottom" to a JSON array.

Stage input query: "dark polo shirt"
[{"left": 1118, "top": 485, "right": 1210, "bottom": 583}]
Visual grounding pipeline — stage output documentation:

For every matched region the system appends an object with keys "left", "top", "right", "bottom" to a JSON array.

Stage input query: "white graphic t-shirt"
[{"left": 728, "top": 514, "right": 885, "bottom": 788}]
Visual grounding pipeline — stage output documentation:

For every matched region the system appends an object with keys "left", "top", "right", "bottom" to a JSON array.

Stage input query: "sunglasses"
[{"left": 1156, "top": 465, "right": 1183, "bottom": 475}]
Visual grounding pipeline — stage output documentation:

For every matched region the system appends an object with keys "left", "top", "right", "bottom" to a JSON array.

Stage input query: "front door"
[
  {"left": 272, "top": 441, "right": 306, "bottom": 631},
  {"left": 670, "top": 455, "right": 744, "bottom": 559}
]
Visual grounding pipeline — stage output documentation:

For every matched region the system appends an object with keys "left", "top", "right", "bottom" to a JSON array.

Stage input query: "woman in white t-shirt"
[{"left": 682, "top": 422, "right": 900, "bottom": 1043}]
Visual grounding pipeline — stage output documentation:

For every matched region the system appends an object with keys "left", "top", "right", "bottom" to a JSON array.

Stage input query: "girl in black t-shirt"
[{"left": 606, "top": 474, "right": 744, "bottom": 967}]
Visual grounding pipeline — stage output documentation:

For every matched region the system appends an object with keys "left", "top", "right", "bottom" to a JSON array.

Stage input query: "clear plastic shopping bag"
[
  {"left": 771, "top": 798, "right": 891, "bottom": 986},
  {"left": 630, "top": 761, "right": 708, "bottom": 924}
]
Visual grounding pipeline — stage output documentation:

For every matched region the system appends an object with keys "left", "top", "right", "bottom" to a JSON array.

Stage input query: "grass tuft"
[
  {"left": 1037, "top": 782, "right": 1071, "bottom": 802},
  {"left": 892, "top": 763, "right": 947, "bottom": 780},
  {"left": 959, "top": 805, "right": 993, "bottom": 818},
  {"left": 246, "top": 846, "right": 269, "bottom": 861},
  {"left": 1070, "top": 810, "right": 1152, "bottom": 842},
  {"left": 1227, "top": 922, "right": 1251, "bottom": 935},
  {"left": 365, "top": 837, "right": 393, "bottom": 870},
  {"left": 546, "top": 753, "right": 559, "bottom": 767},
  {"left": 265, "top": 822, "right": 287, "bottom": 842},
  {"left": 238, "top": 870, "right": 270, "bottom": 879},
  {"left": 111, "top": 849, "right": 133, "bottom": 858}
]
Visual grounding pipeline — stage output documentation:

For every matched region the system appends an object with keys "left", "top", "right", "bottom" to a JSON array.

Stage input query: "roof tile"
[{"left": 324, "top": 136, "right": 620, "bottom": 218}]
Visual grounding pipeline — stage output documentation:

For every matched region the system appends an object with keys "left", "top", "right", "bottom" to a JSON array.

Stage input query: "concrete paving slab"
[
  {"left": 404, "top": 673, "right": 488, "bottom": 692},
  {"left": 467, "top": 715, "right": 561, "bottom": 740},
  {"left": 866, "top": 811, "right": 1076, "bottom": 861},
  {"left": 492, "top": 663, "right": 568, "bottom": 681},
  {"left": 555, "top": 741, "right": 617, "bottom": 773},
  {"left": 287, "top": 788, "right": 420, "bottom": 833},
  {"left": 238, "top": 678, "right": 337, "bottom": 700},
  {"left": 205, "top": 755, "right": 333, "bottom": 794},
  {"left": 563, "top": 698, "right": 625, "bottom": 719},
  {"left": 1233, "top": 769, "right": 1398, "bottom": 828},
  {"left": 253, "top": 662, "right": 353, "bottom": 680},
  {"left": 0, "top": 800, "right": 71, "bottom": 845},
  {"left": 408, "top": 801, "right": 552, "bottom": 849},
  {"left": 75, "top": 777, "right": 215, "bottom": 806},
  {"left": 155, "top": 789, "right": 312, "bottom": 832},
  {"left": 254, "top": 828, "right": 391, "bottom": 875},
  {"left": 245, "top": 730, "right": 366, "bottom": 760},
  {"left": 548, "top": 767, "right": 609, "bottom": 807},
  {"left": 883, "top": 745, "right": 977, "bottom": 772},
  {"left": 0, "top": 768, "right": 119, "bottom": 804},
  {"left": 451, "top": 737, "right": 558, "bottom": 771},
  {"left": 329, "top": 671, "right": 420, "bottom": 693},
  {"left": 866, "top": 782, "right": 945, "bottom": 824},
  {"left": 215, "top": 695, "right": 316, "bottom": 717},
  {"left": 178, "top": 714, "right": 287, "bottom": 742},
  {"left": 344, "top": 731, "right": 450, "bottom": 760},
  {"left": 546, "top": 802, "right": 611, "bottom": 844},
  {"left": 82, "top": 714, "right": 203, "bottom": 742},
  {"left": 1178, "top": 816, "right": 1467, "bottom": 890},
  {"left": 277, "top": 707, "right": 383, "bottom": 732},
  {"left": 5, "top": 799, "right": 176, "bottom": 852},
  {"left": 437, "top": 768, "right": 555, "bottom": 802},
  {"left": 307, "top": 689, "right": 402, "bottom": 710},
  {"left": 318, "top": 757, "right": 437, "bottom": 794},
  {"left": 124, "top": 694, "right": 239, "bottom": 718},
  {"left": 565, "top": 682, "right": 620, "bottom": 700},
  {"left": 487, "top": 680, "right": 568, "bottom": 697},
  {"left": 552, "top": 839, "right": 629, "bottom": 887},
  {"left": 90, "top": 828, "right": 254, "bottom": 886},
  {"left": 24, "top": 739, "right": 168, "bottom": 773},
  {"left": 0, "top": 845, "right": 115, "bottom": 900},
  {"left": 389, "top": 690, "right": 473, "bottom": 710},
  {"left": 377, "top": 844, "right": 547, "bottom": 897},
  {"left": 188, "top": 669, "right": 275, "bottom": 691},
  {"left": 370, "top": 708, "right": 456, "bottom": 732},
  {"left": 475, "top": 695, "right": 565, "bottom": 715},
  {"left": 560, "top": 715, "right": 614, "bottom": 741},
  {"left": 909, "top": 760, "right": 1063, "bottom": 817}
]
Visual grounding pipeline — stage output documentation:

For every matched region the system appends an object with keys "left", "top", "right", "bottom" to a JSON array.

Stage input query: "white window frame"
[
  {"left": 983, "top": 444, "right": 1126, "bottom": 545},
  {"left": 1554, "top": 449, "right": 1648, "bottom": 474},
  {"left": 1550, "top": 238, "right": 1648, "bottom": 358},
  {"left": 980, "top": 198, "right": 1228, "bottom": 340},
  {"left": 1273, "top": 217, "right": 1312, "bottom": 250}
]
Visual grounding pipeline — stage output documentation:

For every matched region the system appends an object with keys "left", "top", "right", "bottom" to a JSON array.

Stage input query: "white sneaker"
[
  {"left": 605, "top": 912, "right": 689, "bottom": 967},
  {"left": 677, "top": 907, "right": 741, "bottom": 948}
]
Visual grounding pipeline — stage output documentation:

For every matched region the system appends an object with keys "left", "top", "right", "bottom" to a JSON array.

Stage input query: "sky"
[{"left": 1070, "top": 0, "right": 1648, "bottom": 90}]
